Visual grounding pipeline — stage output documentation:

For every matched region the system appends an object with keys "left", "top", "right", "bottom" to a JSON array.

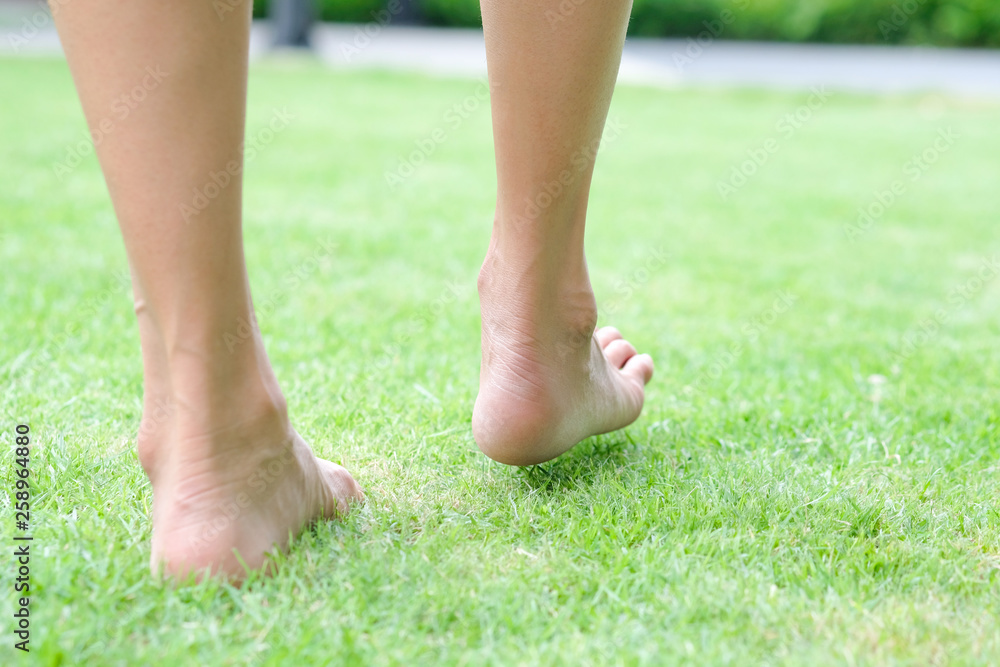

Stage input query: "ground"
[{"left": 1, "top": 57, "right": 999, "bottom": 665}]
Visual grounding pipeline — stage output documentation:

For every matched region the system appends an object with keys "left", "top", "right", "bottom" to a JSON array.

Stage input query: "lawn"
[{"left": 2, "top": 55, "right": 999, "bottom": 665}]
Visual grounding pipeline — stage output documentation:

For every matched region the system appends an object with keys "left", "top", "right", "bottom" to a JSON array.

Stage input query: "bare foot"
[
  {"left": 136, "top": 364, "right": 362, "bottom": 582},
  {"left": 472, "top": 250, "right": 654, "bottom": 465}
]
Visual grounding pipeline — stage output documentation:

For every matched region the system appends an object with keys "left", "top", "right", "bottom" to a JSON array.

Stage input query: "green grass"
[{"left": 2, "top": 56, "right": 999, "bottom": 665}]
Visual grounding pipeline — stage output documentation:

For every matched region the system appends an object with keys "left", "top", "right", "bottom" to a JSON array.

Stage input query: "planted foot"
[{"left": 139, "top": 390, "right": 362, "bottom": 582}]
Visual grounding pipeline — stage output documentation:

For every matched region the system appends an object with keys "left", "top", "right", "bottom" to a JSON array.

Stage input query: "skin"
[
  {"left": 473, "top": 0, "right": 653, "bottom": 465},
  {"left": 52, "top": 0, "right": 652, "bottom": 580}
]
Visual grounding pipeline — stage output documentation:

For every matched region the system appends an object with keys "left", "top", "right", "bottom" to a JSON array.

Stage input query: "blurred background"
[
  {"left": 3, "top": 0, "right": 997, "bottom": 96},
  {"left": 3, "top": 0, "right": 1000, "bottom": 48},
  {"left": 263, "top": 0, "right": 1000, "bottom": 47}
]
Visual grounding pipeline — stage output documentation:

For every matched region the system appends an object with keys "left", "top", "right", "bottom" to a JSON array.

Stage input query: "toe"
[
  {"left": 604, "top": 338, "right": 637, "bottom": 369},
  {"left": 621, "top": 353, "right": 654, "bottom": 386},
  {"left": 316, "top": 459, "right": 364, "bottom": 518},
  {"left": 595, "top": 326, "right": 622, "bottom": 349}
]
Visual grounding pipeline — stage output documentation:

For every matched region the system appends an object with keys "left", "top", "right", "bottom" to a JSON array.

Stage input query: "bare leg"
[
  {"left": 474, "top": 0, "right": 654, "bottom": 465},
  {"left": 53, "top": 0, "right": 362, "bottom": 580}
]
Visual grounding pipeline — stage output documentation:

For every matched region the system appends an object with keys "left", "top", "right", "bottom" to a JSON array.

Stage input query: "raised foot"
[
  {"left": 140, "top": 406, "right": 363, "bottom": 582},
  {"left": 473, "top": 313, "right": 654, "bottom": 466}
]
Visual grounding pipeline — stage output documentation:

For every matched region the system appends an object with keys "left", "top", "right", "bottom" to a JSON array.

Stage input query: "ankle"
[
  {"left": 162, "top": 342, "right": 289, "bottom": 440},
  {"left": 487, "top": 204, "right": 588, "bottom": 272},
  {"left": 478, "top": 251, "right": 598, "bottom": 362}
]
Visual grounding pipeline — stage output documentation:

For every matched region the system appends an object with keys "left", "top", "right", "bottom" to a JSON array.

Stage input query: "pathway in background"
[
  {"left": 2, "top": 2, "right": 998, "bottom": 97},
  {"left": 309, "top": 23, "right": 1000, "bottom": 98}
]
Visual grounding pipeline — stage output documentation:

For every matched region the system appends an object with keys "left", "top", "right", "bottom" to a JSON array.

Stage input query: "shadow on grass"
[{"left": 512, "top": 430, "right": 641, "bottom": 494}]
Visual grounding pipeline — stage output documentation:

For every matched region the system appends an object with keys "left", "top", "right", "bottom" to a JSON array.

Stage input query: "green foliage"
[
  {"left": 255, "top": 0, "right": 1000, "bottom": 46},
  {"left": 317, "top": 0, "right": 385, "bottom": 22},
  {"left": 254, "top": 0, "right": 387, "bottom": 22},
  {"left": 629, "top": 0, "right": 1000, "bottom": 46},
  {"left": 419, "top": 0, "right": 482, "bottom": 27}
]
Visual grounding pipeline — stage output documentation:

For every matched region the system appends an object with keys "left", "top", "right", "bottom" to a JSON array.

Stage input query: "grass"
[{"left": 2, "top": 54, "right": 999, "bottom": 666}]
